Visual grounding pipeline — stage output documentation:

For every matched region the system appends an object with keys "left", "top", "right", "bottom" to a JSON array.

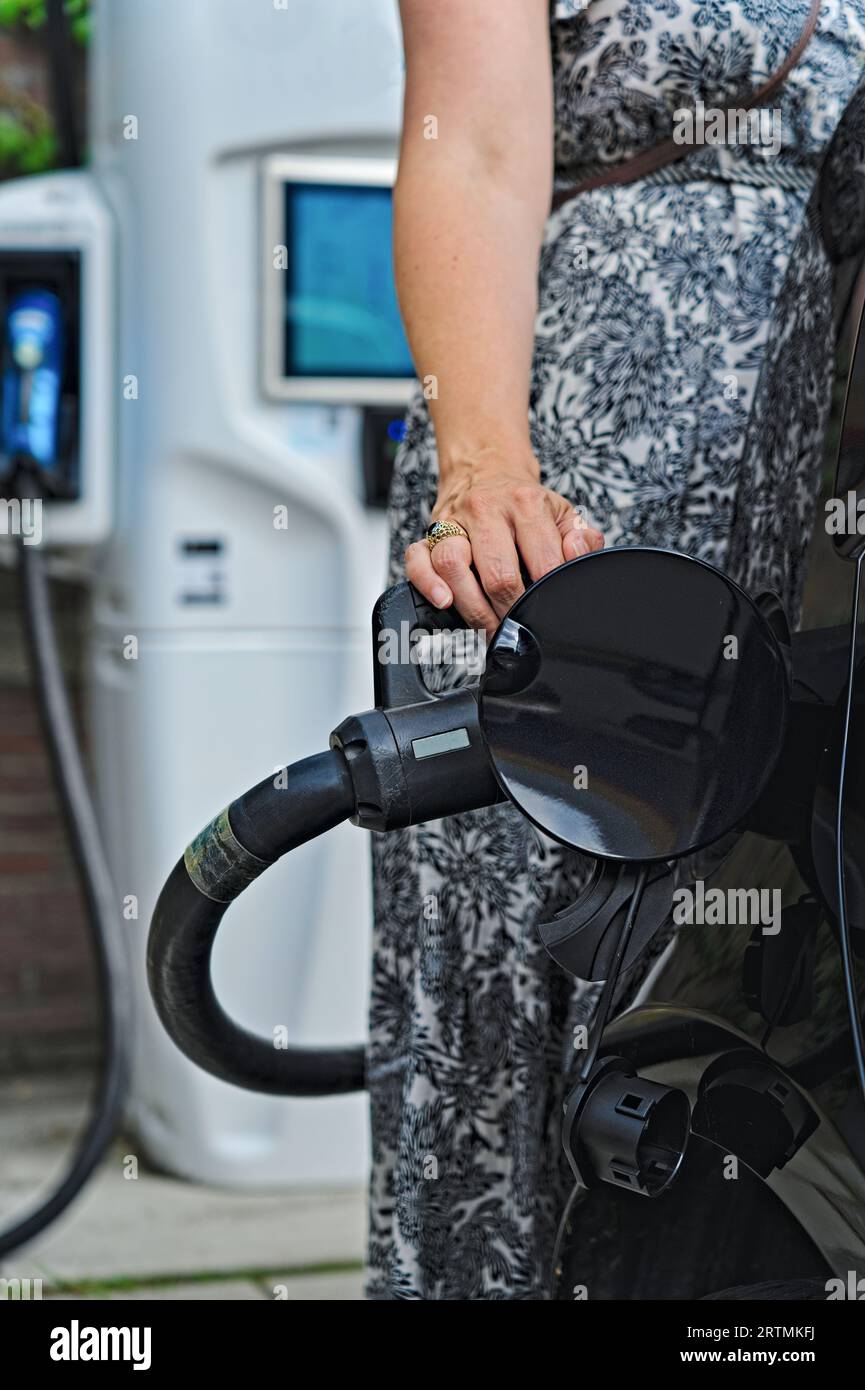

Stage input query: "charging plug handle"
[{"left": 148, "top": 583, "right": 502, "bottom": 1096}]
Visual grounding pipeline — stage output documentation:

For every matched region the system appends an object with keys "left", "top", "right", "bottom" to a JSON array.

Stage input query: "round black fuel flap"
[{"left": 478, "top": 547, "right": 790, "bottom": 861}]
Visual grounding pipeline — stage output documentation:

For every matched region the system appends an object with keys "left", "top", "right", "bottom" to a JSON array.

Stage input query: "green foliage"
[
  {"left": 0, "top": 0, "right": 91, "bottom": 46},
  {"left": 0, "top": 109, "right": 56, "bottom": 171},
  {"left": 0, "top": 0, "right": 88, "bottom": 175}
]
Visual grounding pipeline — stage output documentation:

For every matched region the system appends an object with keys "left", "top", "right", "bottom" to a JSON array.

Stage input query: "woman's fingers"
[
  {"left": 429, "top": 534, "right": 500, "bottom": 636},
  {"left": 404, "top": 540, "right": 454, "bottom": 610},
  {"left": 466, "top": 515, "right": 526, "bottom": 621},
  {"left": 406, "top": 486, "right": 606, "bottom": 639},
  {"left": 511, "top": 492, "right": 605, "bottom": 578},
  {"left": 512, "top": 486, "right": 572, "bottom": 581},
  {"left": 559, "top": 507, "right": 605, "bottom": 560}
]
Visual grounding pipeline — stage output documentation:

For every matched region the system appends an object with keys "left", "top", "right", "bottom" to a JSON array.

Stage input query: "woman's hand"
[
  {"left": 404, "top": 463, "right": 604, "bottom": 638},
  {"left": 395, "top": 3, "right": 576, "bottom": 638}
]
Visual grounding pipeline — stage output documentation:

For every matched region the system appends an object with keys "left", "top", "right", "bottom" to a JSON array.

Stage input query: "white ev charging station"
[{"left": 0, "top": 0, "right": 409, "bottom": 1188}]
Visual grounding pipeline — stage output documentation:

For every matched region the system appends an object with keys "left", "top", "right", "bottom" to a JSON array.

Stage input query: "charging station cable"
[{"left": 0, "top": 467, "right": 130, "bottom": 1258}]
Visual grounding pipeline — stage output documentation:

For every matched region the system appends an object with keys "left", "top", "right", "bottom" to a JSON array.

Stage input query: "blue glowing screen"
[{"left": 283, "top": 182, "right": 414, "bottom": 379}]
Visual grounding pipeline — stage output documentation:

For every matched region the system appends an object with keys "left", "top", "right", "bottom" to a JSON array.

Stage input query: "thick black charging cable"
[{"left": 0, "top": 466, "right": 131, "bottom": 1258}]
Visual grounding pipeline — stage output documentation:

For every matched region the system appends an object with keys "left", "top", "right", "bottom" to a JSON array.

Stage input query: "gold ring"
[{"left": 426, "top": 520, "right": 468, "bottom": 552}]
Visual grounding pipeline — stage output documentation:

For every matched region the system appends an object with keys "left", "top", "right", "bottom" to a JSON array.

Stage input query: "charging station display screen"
[{"left": 282, "top": 183, "right": 414, "bottom": 380}]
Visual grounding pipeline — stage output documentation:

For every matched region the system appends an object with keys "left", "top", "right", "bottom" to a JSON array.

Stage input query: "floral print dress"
[{"left": 367, "top": 0, "right": 865, "bottom": 1300}]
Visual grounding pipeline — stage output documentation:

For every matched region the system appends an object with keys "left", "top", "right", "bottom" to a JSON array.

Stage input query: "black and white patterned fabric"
[{"left": 367, "top": 0, "right": 865, "bottom": 1300}]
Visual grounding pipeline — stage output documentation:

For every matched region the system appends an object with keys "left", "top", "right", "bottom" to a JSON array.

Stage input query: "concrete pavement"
[{"left": 0, "top": 1074, "right": 366, "bottom": 1300}]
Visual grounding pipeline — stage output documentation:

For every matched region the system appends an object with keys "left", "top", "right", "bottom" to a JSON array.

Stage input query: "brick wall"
[
  {"left": 0, "top": 568, "right": 98, "bottom": 1073},
  {"left": 0, "top": 30, "right": 51, "bottom": 111}
]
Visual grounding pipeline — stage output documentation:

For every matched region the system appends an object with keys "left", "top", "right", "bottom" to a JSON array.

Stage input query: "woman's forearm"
[
  {"left": 394, "top": 161, "right": 549, "bottom": 483},
  {"left": 394, "top": 0, "right": 553, "bottom": 485}
]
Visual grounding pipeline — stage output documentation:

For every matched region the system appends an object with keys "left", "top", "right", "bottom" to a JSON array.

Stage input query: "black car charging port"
[
  {"left": 691, "top": 1049, "right": 819, "bottom": 1178},
  {"left": 562, "top": 1056, "right": 691, "bottom": 1198}
]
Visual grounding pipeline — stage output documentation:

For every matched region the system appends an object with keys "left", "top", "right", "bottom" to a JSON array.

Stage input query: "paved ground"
[{"left": 0, "top": 1074, "right": 366, "bottom": 1300}]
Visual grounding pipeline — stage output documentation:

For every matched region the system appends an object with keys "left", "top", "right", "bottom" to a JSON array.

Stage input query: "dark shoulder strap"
[{"left": 551, "top": 0, "right": 822, "bottom": 211}]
